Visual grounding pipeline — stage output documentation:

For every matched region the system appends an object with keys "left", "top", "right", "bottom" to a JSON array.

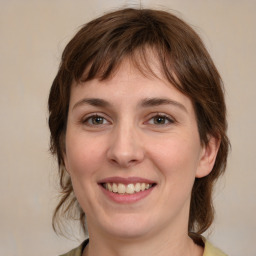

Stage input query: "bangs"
[{"left": 80, "top": 45, "right": 178, "bottom": 87}]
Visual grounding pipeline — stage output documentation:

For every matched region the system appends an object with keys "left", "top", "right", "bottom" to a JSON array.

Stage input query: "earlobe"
[
  {"left": 60, "top": 163, "right": 70, "bottom": 175},
  {"left": 62, "top": 151, "right": 70, "bottom": 175},
  {"left": 63, "top": 158, "right": 70, "bottom": 175},
  {"left": 196, "top": 135, "right": 220, "bottom": 178}
]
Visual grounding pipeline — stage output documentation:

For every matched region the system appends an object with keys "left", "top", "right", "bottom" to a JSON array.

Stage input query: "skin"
[{"left": 64, "top": 59, "right": 219, "bottom": 256}]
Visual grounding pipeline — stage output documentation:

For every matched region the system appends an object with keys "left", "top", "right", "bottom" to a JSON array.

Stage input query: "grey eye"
[
  {"left": 153, "top": 116, "right": 167, "bottom": 125},
  {"left": 148, "top": 115, "right": 173, "bottom": 125},
  {"left": 84, "top": 115, "right": 108, "bottom": 125},
  {"left": 91, "top": 116, "right": 104, "bottom": 125}
]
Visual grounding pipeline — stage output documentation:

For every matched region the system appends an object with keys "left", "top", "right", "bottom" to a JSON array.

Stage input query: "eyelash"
[{"left": 81, "top": 113, "right": 175, "bottom": 127}]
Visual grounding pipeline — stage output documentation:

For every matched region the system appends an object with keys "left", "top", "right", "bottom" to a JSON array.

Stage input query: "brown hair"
[{"left": 48, "top": 8, "right": 229, "bottom": 237}]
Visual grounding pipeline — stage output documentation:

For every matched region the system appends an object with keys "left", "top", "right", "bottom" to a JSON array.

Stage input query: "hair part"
[{"left": 48, "top": 8, "right": 230, "bottom": 238}]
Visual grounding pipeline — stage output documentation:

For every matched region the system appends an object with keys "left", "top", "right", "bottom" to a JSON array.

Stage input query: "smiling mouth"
[{"left": 102, "top": 182, "right": 155, "bottom": 195}]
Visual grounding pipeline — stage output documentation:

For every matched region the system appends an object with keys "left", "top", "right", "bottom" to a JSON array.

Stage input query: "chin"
[
  {"left": 98, "top": 214, "right": 154, "bottom": 240},
  {"left": 106, "top": 226, "right": 152, "bottom": 240}
]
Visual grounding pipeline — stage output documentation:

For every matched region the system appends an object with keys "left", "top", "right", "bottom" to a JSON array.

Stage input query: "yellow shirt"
[
  {"left": 203, "top": 239, "right": 228, "bottom": 256},
  {"left": 60, "top": 239, "right": 227, "bottom": 256}
]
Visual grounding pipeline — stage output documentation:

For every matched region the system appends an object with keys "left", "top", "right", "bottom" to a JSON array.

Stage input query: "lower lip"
[{"left": 99, "top": 185, "right": 155, "bottom": 204}]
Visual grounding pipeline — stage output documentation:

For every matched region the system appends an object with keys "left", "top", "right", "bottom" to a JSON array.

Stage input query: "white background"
[{"left": 0, "top": 0, "right": 255, "bottom": 255}]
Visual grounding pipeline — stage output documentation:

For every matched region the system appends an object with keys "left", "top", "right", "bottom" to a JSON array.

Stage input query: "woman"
[{"left": 48, "top": 8, "right": 229, "bottom": 256}]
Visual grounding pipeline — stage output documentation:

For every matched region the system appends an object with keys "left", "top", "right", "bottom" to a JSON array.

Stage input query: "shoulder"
[
  {"left": 59, "top": 240, "right": 88, "bottom": 256},
  {"left": 203, "top": 239, "right": 228, "bottom": 256}
]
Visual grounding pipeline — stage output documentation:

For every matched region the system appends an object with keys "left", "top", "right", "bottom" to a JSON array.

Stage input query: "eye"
[
  {"left": 147, "top": 114, "right": 174, "bottom": 125},
  {"left": 83, "top": 115, "right": 109, "bottom": 126}
]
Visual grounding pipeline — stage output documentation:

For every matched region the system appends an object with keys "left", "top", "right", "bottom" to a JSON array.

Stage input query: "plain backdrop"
[{"left": 0, "top": 1, "right": 255, "bottom": 255}]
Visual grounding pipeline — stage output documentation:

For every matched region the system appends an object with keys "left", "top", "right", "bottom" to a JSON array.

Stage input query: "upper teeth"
[{"left": 103, "top": 183, "right": 152, "bottom": 194}]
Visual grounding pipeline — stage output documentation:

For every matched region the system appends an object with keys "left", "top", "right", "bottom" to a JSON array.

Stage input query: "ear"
[
  {"left": 60, "top": 133, "right": 70, "bottom": 174},
  {"left": 196, "top": 135, "right": 220, "bottom": 178},
  {"left": 62, "top": 154, "right": 70, "bottom": 175},
  {"left": 61, "top": 150, "right": 71, "bottom": 176}
]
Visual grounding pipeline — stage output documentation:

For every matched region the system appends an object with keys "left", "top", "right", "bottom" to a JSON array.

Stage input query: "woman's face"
[{"left": 64, "top": 60, "right": 216, "bottom": 240}]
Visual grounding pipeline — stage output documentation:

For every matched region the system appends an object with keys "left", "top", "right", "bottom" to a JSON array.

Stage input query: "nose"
[{"left": 107, "top": 123, "right": 145, "bottom": 168}]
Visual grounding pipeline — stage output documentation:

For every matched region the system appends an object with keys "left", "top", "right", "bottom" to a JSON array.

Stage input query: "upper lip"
[{"left": 98, "top": 176, "right": 156, "bottom": 185}]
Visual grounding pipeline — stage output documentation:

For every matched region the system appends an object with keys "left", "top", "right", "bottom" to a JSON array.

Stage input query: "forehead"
[{"left": 70, "top": 59, "right": 194, "bottom": 114}]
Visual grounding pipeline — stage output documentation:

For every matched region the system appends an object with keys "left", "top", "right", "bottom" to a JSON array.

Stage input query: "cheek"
[
  {"left": 64, "top": 134, "right": 107, "bottom": 211},
  {"left": 150, "top": 137, "right": 202, "bottom": 212},
  {"left": 148, "top": 135, "right": 201, "bottom": 183},
  {"left": 64, "top": 133, "right": 105, "bottom": 178}
]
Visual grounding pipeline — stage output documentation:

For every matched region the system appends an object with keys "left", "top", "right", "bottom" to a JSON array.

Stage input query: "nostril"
[{"left": 110, "top": 158, "right": 118, "bottom": 164}]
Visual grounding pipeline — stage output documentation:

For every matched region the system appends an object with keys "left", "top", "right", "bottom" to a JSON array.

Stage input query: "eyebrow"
[
  {"left": 72, "top": 97, "right": 187, "bottom": 113},
  {"left": 72, "top": 98, "right": 111, "bottom": 111},
  {"left": 140, "top": 98, "right": 187, "bottom": 112}
]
